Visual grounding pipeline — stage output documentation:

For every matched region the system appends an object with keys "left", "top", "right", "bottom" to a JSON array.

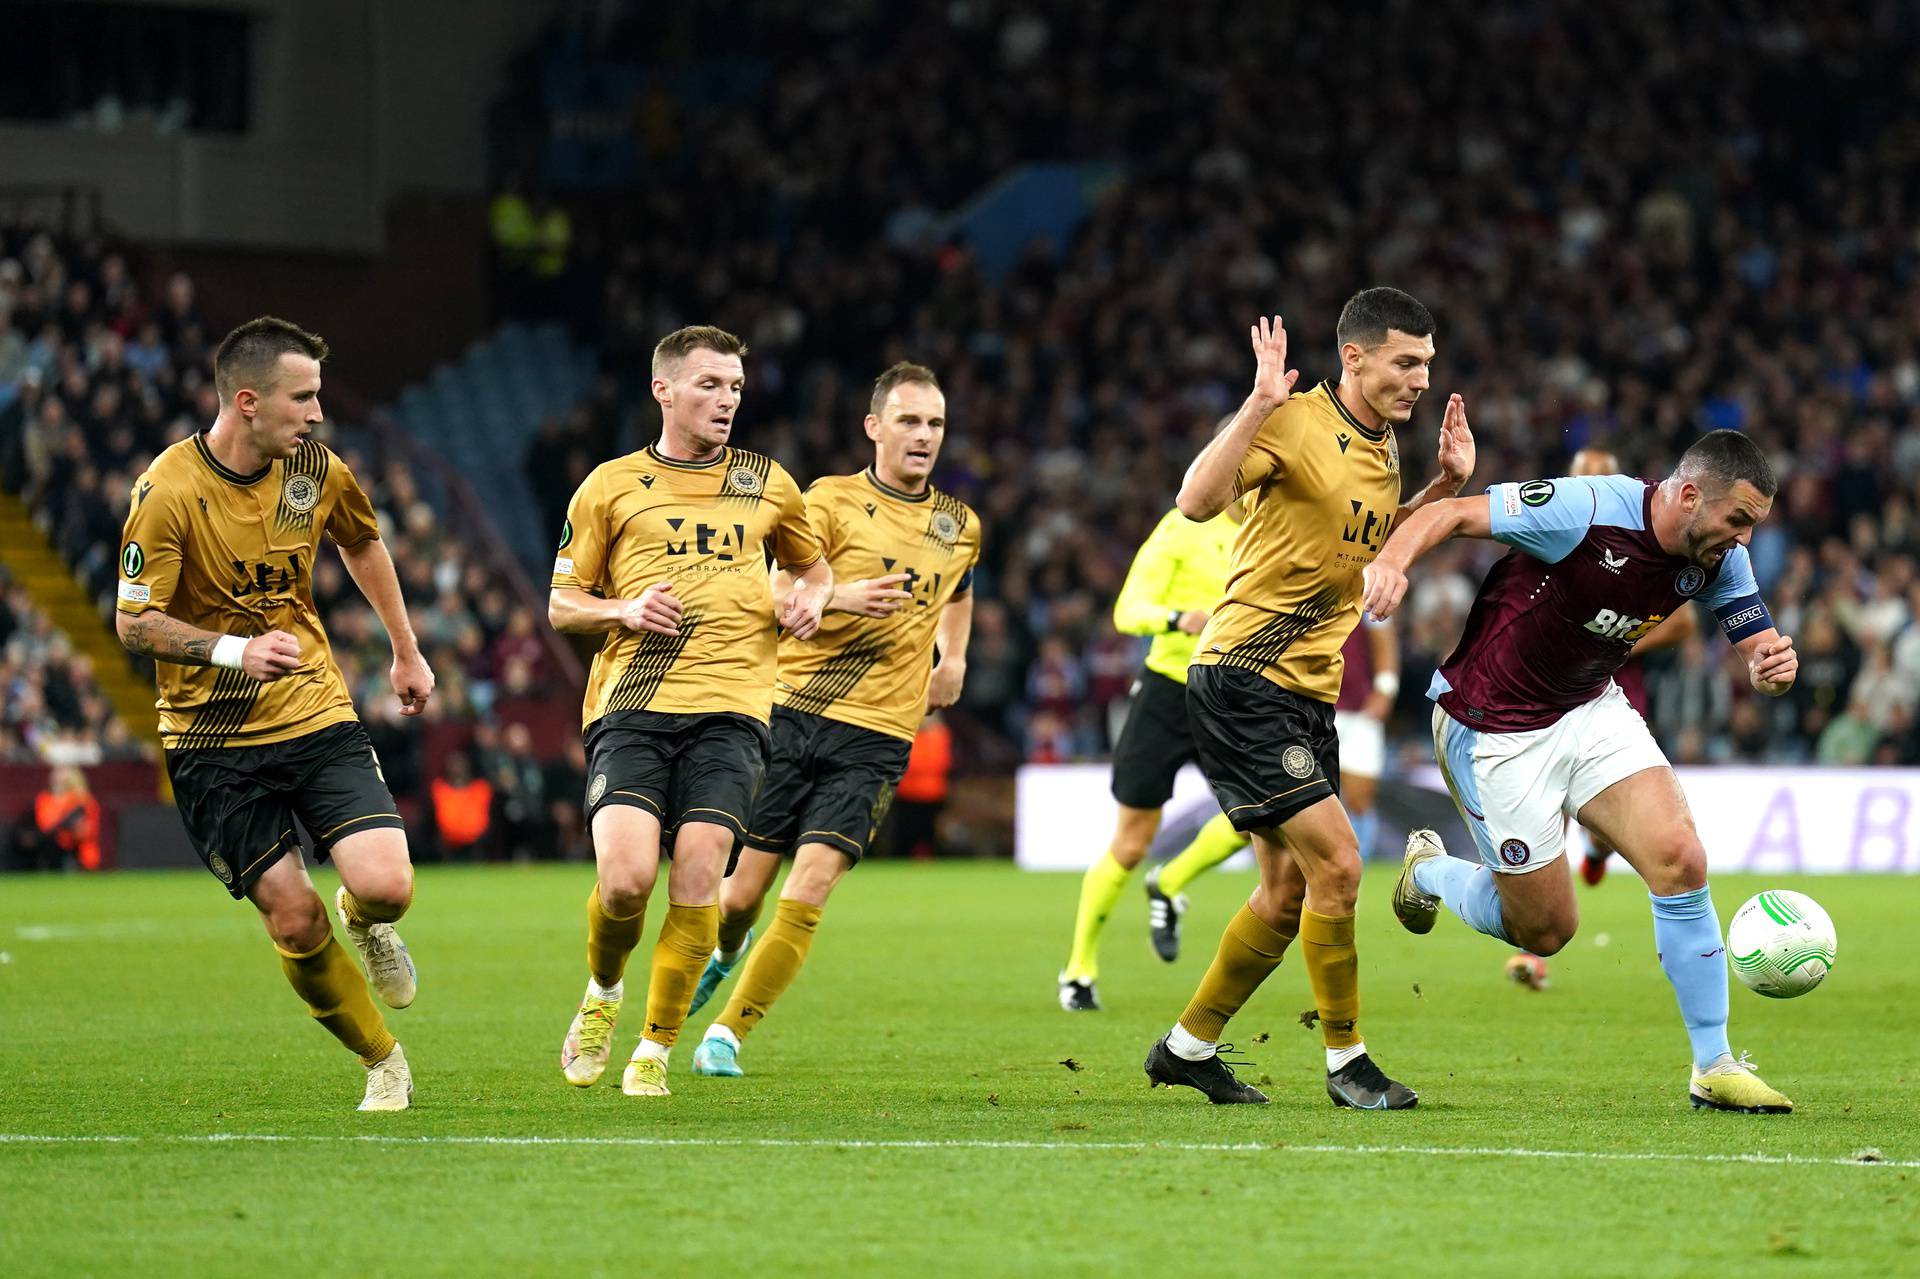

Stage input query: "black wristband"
[{"left": 1166, "top": 609, "right": 1182, "bottom": 632}]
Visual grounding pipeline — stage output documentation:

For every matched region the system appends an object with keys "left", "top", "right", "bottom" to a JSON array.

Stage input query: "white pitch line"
[{"left": 1, "top": 1133, "right": 1912, "bottom": 1169}]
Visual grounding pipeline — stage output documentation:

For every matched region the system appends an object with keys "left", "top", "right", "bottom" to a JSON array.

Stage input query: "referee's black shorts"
[
  {"left": 1186, "top": 663, "right": 1340, "bottom": 832},
  {"left": 1109, "top": 668, "right": 1200, "bottom": 809}
]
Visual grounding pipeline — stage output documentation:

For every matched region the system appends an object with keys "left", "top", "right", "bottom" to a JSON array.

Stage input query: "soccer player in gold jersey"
[
  {"left": 682, "top": 362, "right": 980, "bottom": 1076},
  {"left": 552, "top": 325, "right": 831, "bottom": 1097},
  {"left": 1143, "top": 289, "right": 1474, "bottom": 1108},
  {"left": 116, "top": 316, "right": 433, "bottom": 1112}
]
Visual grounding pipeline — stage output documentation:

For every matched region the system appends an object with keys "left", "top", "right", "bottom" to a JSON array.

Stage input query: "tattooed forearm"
[{"left": 120, "top": 612, "right": 219, "bottom": 665}]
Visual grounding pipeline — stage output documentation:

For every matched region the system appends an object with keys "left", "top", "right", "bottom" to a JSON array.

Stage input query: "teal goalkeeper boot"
[
  {"left": 688, "top": 931, "right": 752, "bottom": 1016},
  {"left": 692, "top": 1030, "right": 744, "bottom": 1077}
]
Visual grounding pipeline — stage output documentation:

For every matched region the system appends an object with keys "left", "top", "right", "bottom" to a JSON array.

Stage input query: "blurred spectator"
[
  {"left": 887, "top": 713, "right": 954, "bottom": 861},
  {"left": 31, "top": 765, "right": 101, "bottom": 871},
  {"left": 430, "top": 750, "right": 494, "bottom": 861},
  {"left": 543, "top": 737, "right": 591, "bottom": 861},
  {"left": 492, "top": 722, "right": 550, "bottom": 860}
]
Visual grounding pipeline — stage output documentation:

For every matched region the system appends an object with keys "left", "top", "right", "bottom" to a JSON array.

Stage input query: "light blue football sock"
[
  {"left": 1350, "top": 808, "right": 1381, "bottom": 860},
  {"left": 1649, "top": 885, "right": 1732, "bottom": 1071},
  {"left": 1412, "top": 854, "right": 1511, "bottom": 943}
]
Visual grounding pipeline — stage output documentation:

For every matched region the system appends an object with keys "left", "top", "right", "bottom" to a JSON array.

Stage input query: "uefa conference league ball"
[{"left": 1726, "top": 890, "right": 1837, "bottom": 999}]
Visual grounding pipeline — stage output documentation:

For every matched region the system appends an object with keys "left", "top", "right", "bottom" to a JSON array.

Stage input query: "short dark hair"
[
  {"left": 1336, "top": 287, "right": 1435, "bottom": 350},
  {"left": 1675, "top": 429, "right": 1778, "bottom": 499},
  {"left": 213, "top": 316, "right": 328, "bottom": 403},
  {"left": 652, "top": 325, "right": 748, "bottom": 378},
  {"left": 870, "top": 361, "right": 941, "bottom": 418}
]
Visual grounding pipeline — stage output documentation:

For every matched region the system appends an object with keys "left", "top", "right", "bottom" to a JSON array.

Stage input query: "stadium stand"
[
  {"left": 8, "top": 2, "right": 1920, "bottom": 867},
  {"left": 501, "top": 0, "right": 1920, "bottom": 770}
]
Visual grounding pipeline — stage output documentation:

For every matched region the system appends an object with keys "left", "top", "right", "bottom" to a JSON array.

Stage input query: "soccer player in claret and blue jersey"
[{"left": 1360, "top": 429, "right": 1801, "bottom": 1113}]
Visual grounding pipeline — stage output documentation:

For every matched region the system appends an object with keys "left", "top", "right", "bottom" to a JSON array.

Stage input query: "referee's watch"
[{"left": 1166, "top": 609, "right": 1183, "bottom": 633}]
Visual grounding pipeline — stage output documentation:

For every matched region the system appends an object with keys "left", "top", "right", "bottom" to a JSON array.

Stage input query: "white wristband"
[
  {"left": 211, "top": 635, "right": 249, "bottom": 670},
  {"left": 1373, "top": 671, "right": 1400, "bottom": 698}
]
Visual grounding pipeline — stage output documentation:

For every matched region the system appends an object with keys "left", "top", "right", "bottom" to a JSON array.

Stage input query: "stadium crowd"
[
  {"left": 7, "top": 1, "right": 1920, "bottom": 827},
  {"left": 512, "top": 0, "right": 1920, "bottom": 770}
]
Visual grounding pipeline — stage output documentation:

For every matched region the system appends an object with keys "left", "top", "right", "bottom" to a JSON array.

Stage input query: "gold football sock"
[
  {"left": 1063, "top": 850, "right": 1133, "bottom": 982},
  {"left": 641, "top": 900, "right": 717, "bottom": 1048},
  {"left": 716, "top": 910, "right": 755, "bottom": 956},
  {"left": 1300, "top": 909, "right": 1361, "bottom": 1049},
  {"left": 339, "top": 880, "right": 413, "bottom": 927},
  {"left": 1176, "top": 903, "right": 1295, "bottom": 1041},
  {"left": 1155, "top": 814, "right": 1245, "bottom": 897},
  {"left": 716, "top": 897, "right": 822, "bottom": 1041},
  {"left": 586, "top": 882, "right": 645, "bottom": 988},
  {"left": 278, "top": 934, "right": 396, "bottom": 1066}
]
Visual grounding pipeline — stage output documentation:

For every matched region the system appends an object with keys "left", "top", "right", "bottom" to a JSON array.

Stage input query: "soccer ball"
[{"left": 1726, "top": 890, "right": 1836, "bottom": 999}]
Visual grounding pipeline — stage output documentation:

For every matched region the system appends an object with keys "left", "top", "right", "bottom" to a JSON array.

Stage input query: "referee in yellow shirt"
[{"left": 1058, "top": 493, "right": 1249, "bottom": 1010}]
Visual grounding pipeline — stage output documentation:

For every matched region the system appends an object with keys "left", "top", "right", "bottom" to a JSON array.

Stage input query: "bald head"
[{"left": 1569, "top": 448, "right": 1621, "bottom": 477}]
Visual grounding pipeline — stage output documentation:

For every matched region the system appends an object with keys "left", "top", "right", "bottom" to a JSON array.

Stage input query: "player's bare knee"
[
  {"left": 1642, "top": 833, "right": 1709, "bottom": 896},
  {"left": 1109, "top": 806, "right": 1159, "bottom": 868},
  {"left": 1249, "top": 882, "right": 1303, "bottom": 935},
  {"left": 667, "top": 837, "right": 730, "bottom": 902},
  {"left": 1309, "top": 848, "right": 1362, "bottom": 910},
  {"left": 1107, "top": 823, "right": 1154, "bottom": 869},
  {"left": 719, "top": 877, "right": 765, "bottom": 922},
  {"left": 1522, "top": 927, "right": 1572, "bottom": 957},
  {"left": 1667, "top": 838, "right": 1709, "bottom": 893},
  {"left": 352, "top": 861, "right": 413, "bottom": 915},
  {"left": 597, "top": 872, "right": 651, "bottom": 918},
  {"left": 1516, "top": 903, "right": 1579, "bottom": 956},
  {"left": 268, "top": 893, "right": 330, "bottom": 953},
  {"left": 784, "top": 861, "right": 842, "bottom": 906}
]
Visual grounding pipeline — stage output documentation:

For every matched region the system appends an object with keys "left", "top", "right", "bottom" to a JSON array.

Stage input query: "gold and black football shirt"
[
  {"left": 1191, "top": 382, "right": 1403, "bottom": 702},
  {"left": 552, "top": 444, "right": 823, "bottom": 727},
  {"left": 117, "top": 434, "right": 380, "bottom": 749},
  {"left": 774, "top": 470, "right": 981, "bottom": 742}
]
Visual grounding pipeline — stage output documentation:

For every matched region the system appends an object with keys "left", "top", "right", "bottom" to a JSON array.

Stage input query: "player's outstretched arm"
[
  {"left": 927, "top": 591, "right": 974, "bottom": 710},
  {"left": 1359, "top": 494, "right": 1494, "bottom": 621},
  {"left": 116, "top": 610, "right": 301, "bottom": 682},
  {"left": 1178, "top": 316, "right": 1297, "bottom": 521},
  {"left": 338, "top": 537, "right": 434, "bottom": 716},
  {"left": 777, "top": 558, "right": 834, "bottom": 640}
]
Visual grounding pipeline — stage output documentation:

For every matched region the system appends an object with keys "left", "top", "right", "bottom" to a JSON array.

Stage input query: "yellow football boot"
[
  {"left": 560, "top": 990, "right": 622, "bottom": 1087},
  {"left": 621, "top": 1055, "right": 671, "bottom": 1097},
  {"left": 1690, "top": 1054, "right": 1793, "bottom": 1113}
]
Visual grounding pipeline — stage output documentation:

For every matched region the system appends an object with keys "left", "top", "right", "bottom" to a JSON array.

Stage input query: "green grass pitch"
[{"left": 3, "top": 861, "right": 1915, "bottom": 1277}]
